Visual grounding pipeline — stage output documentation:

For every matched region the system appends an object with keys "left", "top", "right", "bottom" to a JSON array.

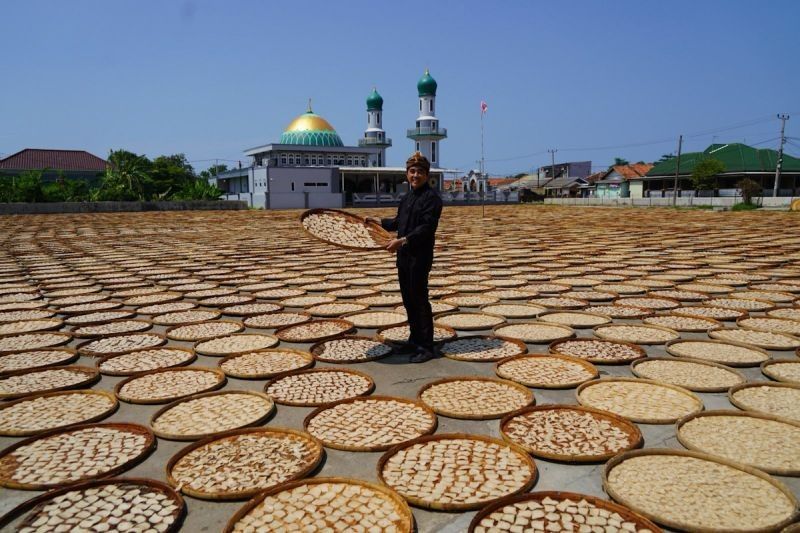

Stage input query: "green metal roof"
[
  {"left": 417, "top": 69, "right": 437, "bottom": 97},
  {"left": 366, "top": 88, "right": 383, "bottom": 111},
  {"left": 647, "top": 143, "right": 800, "bottom": 177}
]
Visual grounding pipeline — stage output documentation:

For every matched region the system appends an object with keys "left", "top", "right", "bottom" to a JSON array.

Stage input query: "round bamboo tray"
[
  {"left": 152, "top": 309, "right": 222, "bottom": 326},
  {"left": 243, "top": 311, "right": 311, "bottom": 329},
  {"left": 76, "top": 332, "right": 168, "bottom": 357},
  {"left": 593, "top": 323, "right": 680, "bottom": 345},
  {"left": 665, "top": 338, "right": 770, "bottom": 367},
  {"left": 96, "top": 346, "right": 196, "bottom": 376},
  {"left": 223, "top": 476, "right": 414, "bottom": 533},
  {"left": 440, "top": 334, "right": 527, "bottom": 362},
  {"left": 300, "top": 208, "right": 392, "bottom": 250},
  {"left": 310, "top": 335, "right": 394, "bottom": 363},
  {"left": 376, "top": 323, "right": 457, "bottom": 344},
  {"left": 69, "top": 319, "right": 153, "bottom": 339},
  {"left": 165, "top": 320, "right": 244, "bottom": 342},
  {"left": 537, "top": 310, "right": 612, "bottom": 328},
  {"left": 63, "top": 309, "right": 137, "bottom": 326},
  {"left": 264, "top": 367, "right": 375, "bottom": 406},
  {"left": 114, "top": 366, "right": 227, "bottom": 404},
  {"left": 303, "top": 395, "right": 437, "bottom": 452},
  {"left": 0, "top": 389, "right": 119, "bottom": 437},
  {"left": 0, "top": 331, "right": 72, "bottom": 354},
  {"left": 496, "top": 353, "right": 599, "bottom": 389},
  {"left": 274, "top": 318, "right": 356, "bottom": 343},
  {"left": 676, "top": 409, "right": 800, "bottom": 476},
  {"left": 0, "top": 318, "right": 64, "bottom": 336},
  {"left": 376, "top": 433, "right": 537, "bottom": 511},
  {"left": 762, "top": 359, "right": 800, "bottom": 385},
  {"left": 603, "top": 448, "right": 799, "bottom": 533},
  {"left": 549, "top": 338, "right": 646, "bottom": 365},
  {"left": 417, "top": 376, "right": 534, "bottom": 420},
  {"left": 709, "top": 327, "right": 800, "bottom": 351},
  {"left": 468, "top": 490, "right": 662, "bottom": 533},
  {"left": 737, "top": 316, "right": 800, "bottom": 336},
  {"left": 194, "top": 333, "right": 280, "bottom": 357},
  {"left": 165, "top": 426, "right": 324, "bottom": 500},
  {"left": 493, "top": 322, "right": 575, "bottom": 344},
  {"left": 643, "top": 313, "right": 723, "bottom": 332},
  {"left": 673, "top": 305, "right": 748, "bottom": 321},
  {"left": 0, "top": 478, "right": 186, "bottom": 533},
  {"left": 577, "top": 377, "right": 704, "bottom": 424},
  {"left": 149, "top": 390, "right": 276, "bottom": 441},
  {"left": 500, "top": 404, "right": 642, "bottom": 463},
  {"left": 0, "top": 347, "right": 78, "bottom": 375},
  {"left": 729, "top": 382, "right": 800, "bottom": 422},
  {"left": 631, "top": 357, "right": 746, "bottom": 393},
  {"left": 0, "top": 365, "right": 100, "bottom": 400},
  {"left": 479, "top": 303, "right": 545, "bottom": 318},
  {"left": 0, "top": 422, "right": 156, "bottom": 490},
  {"left": 434, "top": 311, "right": 507, "bottom": 331},
  {"left": 218, "top": 348, "right": 314, "bottom": 379},
  {"left": 342, "top": 310, "right": 408, "bottom": 329}
]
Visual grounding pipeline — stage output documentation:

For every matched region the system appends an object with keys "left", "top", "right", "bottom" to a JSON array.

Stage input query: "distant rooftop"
[{"left": 0, "top": 148, "right": 107, "bottom": 171}]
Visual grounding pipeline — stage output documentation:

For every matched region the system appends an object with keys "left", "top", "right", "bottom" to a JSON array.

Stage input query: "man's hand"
[
  {"left": 385, "top": 238, "right": 406, "bottom": 252},
  {"left": 364, "top": 216, "right": 381, "bottom": 225}
]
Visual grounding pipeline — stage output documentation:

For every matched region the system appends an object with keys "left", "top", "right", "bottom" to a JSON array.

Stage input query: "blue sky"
[{"left": 2, "top": 0, "right": 798, "bottom": 175}]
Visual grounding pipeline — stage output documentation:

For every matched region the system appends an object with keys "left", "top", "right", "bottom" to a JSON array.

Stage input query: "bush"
[
  {"left": 737, "top": 178, "right": 761, "bottom": 205},
  {"left": 171, "top": 180, "right": 223, "bottom": 201},
  {"left": 732, "top": 202, "right": 758, "bottom": 211},
  {"left": 691, "top": 159, "right": 725, "bottom": 191}
]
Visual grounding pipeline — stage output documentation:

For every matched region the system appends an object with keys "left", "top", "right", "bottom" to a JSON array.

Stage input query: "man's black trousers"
[{"left": 397, "top": 253, "right": 434, "bottom": 352}]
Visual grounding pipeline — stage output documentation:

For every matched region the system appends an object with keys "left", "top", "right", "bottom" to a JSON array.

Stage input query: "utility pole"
[
  {"left": 773, "top": 114, "right": 790, "bottom": 198},
  {"left": 547, "top": 148, "right": 558, "bottom": 185},
  {"left": 672, "top": 135, "right": 683, "bottom": 206},
  {"left": 480, "top": 105, "right": 486, "bottom": 218}
]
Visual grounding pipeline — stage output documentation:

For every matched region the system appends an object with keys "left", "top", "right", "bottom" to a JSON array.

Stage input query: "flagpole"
[{"left": 481, "top": 104, "right": 485, "bottom": 218}]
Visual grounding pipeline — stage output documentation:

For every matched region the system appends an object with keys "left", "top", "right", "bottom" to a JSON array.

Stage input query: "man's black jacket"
[{"left": 381, "top": 183, "right": 443, "bottom": 260}]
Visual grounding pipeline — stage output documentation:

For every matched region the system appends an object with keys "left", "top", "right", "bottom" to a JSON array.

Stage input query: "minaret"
[
  {"left": 407, "top": 69, "right": 446, "bottom": 168},
  {"left": 358, "top": 87, "right": 392, "bottom": 167}
]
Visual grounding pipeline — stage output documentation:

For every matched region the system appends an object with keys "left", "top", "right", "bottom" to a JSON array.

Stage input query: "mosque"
[{"left": 213, "top": 70, "right": 458, "bottom": 209}]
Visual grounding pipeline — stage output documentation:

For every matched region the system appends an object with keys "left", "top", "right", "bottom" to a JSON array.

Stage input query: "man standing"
[{"left": 366, "top": 152, "right": 443, "bottom": 363}]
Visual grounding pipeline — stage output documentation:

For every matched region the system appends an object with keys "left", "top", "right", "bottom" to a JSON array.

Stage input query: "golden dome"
[
  {"left": 280, "top": 101, "right": 344, "bottom": 147},
  {"left": 284, "top": 113, "right": 337, "bottom": 133}
]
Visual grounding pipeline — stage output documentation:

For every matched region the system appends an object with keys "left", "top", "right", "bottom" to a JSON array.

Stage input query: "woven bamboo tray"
[
  {"left": 265, "top": 367, "right": 375, "bottom": 406},
  {"left": 737, "top": 316, "right": 800, "bottom": 336},
  {"left": 274, "top": 318, "right": 356, "bottom": 343},
  {"left": 676, "top": 409, "right": 800, "bottom": 476},
  {"left": 434, "top": 311, "right": 507, "bottom": 331},
  {"left": 729, "top": 382, "right": 800, "bottom": 422},
  {"left": 577, "top": 377, "right": 704, "bottom": 424},
  {"left": 152, "top": 309, "right": 222, "bottom": 326},
  {"left": 0, "top": 365, "right": 100, "bottom": 400},
  {"left": 96, "top": 347, "right": 196, "bottom": 376},
  {"left": 165, "top": 320, "right": 244, "bottom": 342},
  {"left": 0, "top": 389, "right": 119, "bottom": 437},
  {"left": 149, "top": 390, "right": 276, "bottom": 441},
  {"left": 440, "top": 335, "right": 527, "bottom": 362},
  {"left": 300, "top": 208, "right": 392, "bottom": 250},
  {"left": 0, "top": 318, "right": 64, "bottom": 336},
  {"left": 710, "top": 327, "right": 800, "bottom": 351},
  {"left": 538, "top": 310, "right": 612, "bottom": 328},
  {"left": 165, "top": 427, "right": 324, "bottom": 500},
  {"left": 376, "top": 433, "right": 537, "bottom": 511},
  {"left": 223, "top": 476, "right": 414, "bottom": 533},
  {"left": 0, "top": 331, "right": 72, "bottom": 354},
  {"left": 417, "top": 376, "right": 534, "bottom": 420},
  {"left": 468, "top": 490, "right": 662, "bottom": 533},
  {"left": 643, "top": 312, "right": 724, "bottom": 332},
  {"left": 496, "top": 353, "right": 599, "bottom": 389},
  {"left": 493, "top": 322, "right": 575, "bottom": 344},
  {"left": 479, "top": 303, "right": 545, "bottom": 318},
  {"left": 114, "top": 366, "right": 227, "bottom": 405},
  {"left": 665, "top": 338, "right": 770, "bottom": 367},
  {"left": 603, "top": 448, "right": 799, "bottom": 533},
  {"left": 76, "top": 332, "right": 168, "bottom": 357},
  {"left": 303, "top": 395, "right": 437, "bottom": 452},
  {"left": 549, "top": 338, "right": 646, "bottom": 364},
  {"left": 762, "top": 359, "right": 800, "bottom": 385},
  {"left": 500, "top": 404, "right": 642, "bottom": 463},
  {"left": 243, "top": 311, "right": 311, "bottom": 329},
  {"left": 63, "top": 309, "right": 136, "bottom": 325},
  {"left": 0, "top": 422, "right": 156, "bottom": 490},
  {"left": 69, "top": 319, "right": 154, "bottom": 339},
  {"left": 310, "top": 335, "right": 394, "bottom": 363},
  {"left": 376, "top": 323, "right": 457, "bottom": 344},
  {"left": 0, "top": 478, "right": 186, "bottom": 533},
  {"left": 0, "top": 347, "right": 78, "bottom": 375},
  {"left": 631, "top": 357, "right": 746, "bottom": 393},
  {"left": 218, "top": 348, "right": 314, "bottom": 379},
  {"left": 194, "top": 333, "right": 280, "bottom": 357},
  {"left": 593, "top": 323, "right": 680, "bottom": 345}
]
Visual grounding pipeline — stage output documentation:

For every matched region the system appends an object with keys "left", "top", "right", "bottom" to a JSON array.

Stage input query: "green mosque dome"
[
  {"left": 366, "top": 88, "right": 383, "bottom": 111},
  {"left": 279, "top": 102, "right": 344, "bottom": 147},
  {"left": 417, "top": 69, "right": 437, "bottom": 97}
]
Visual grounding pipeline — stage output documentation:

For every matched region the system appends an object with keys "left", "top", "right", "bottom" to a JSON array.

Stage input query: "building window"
[
  {"left": 288, "top": 155, "right": 294, "bottom": 165},
  {"left": 429, "top": 100, "right": 433, "bottom": 112},
  {"left": 304, "top": 157, "right": 309, "bottom": 165},
  {"left": 419, "top": 100, "right": 422, "bottom": 111},
  {"left": 281, "top": 155, "right": 287, "bottom": 165},
  {"left": 432, "top": 141, "right": 436, "bottom": 163},
  {"left": 377, "top": 115, "right": 380, "bottom": 127},
  {"left": 378, "top": 153, "right": 382, "bottom": 166},
  {"left": 431, "top": 100, "right": 434, "bottom": 113},
  {"left": 291, "top": 182, "right": 295, "bottom": 191},
  {"left": 347, "top": 157, "right": 353, "bottom": 166},
  {"left": 416, "top": 142, "right": 420, "bottom": 152}
]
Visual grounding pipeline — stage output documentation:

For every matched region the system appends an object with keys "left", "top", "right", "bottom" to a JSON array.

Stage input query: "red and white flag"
[{"left": 480, "top": 100, "right": 488, "bottom": 114}]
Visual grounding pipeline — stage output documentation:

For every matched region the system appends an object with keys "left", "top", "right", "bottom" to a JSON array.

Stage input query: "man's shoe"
[
  {"left": 409, "top": 349, "right": 438, "bottom": 364},
  {"left": 394, "top": 342, "right": 418, "bottom": 355}
]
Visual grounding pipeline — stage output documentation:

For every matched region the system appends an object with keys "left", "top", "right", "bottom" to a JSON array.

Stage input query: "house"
[
  {"left": 498, "top": 161, "right": 592, "bottom": 197},
  {"left": 544, "top": 176, "right": 590, "bottom": 197},
  {"left": 0, "top": 149, "right": 107, "bottom": 183},
  {"left": 641, "top": 143, "right": 800, "bottom": 197},
  {"left": 594, "top": 163, "right": 654, "bottom": 198}
]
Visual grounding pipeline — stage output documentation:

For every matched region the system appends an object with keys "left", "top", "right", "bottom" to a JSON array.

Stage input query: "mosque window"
[
  {"left": 291, "top": 182, "right": 295, "bottom": 191},
  {"left": 304, "top": 157, "right": 310, "bottom": 165},
  {"left": 419, "top": 100, "right": 422, "bottom": 111},
  {"left": 311, "top": 156, "right": 317, "bottom": 165},
  {"left": 430, "top": 100, "right": 434, "bottom": 113},
  {"left": 281, "top": 155, "right": 287, "bottom": 165},
  {"left": 432, "top": 142, "right": 436, "bottom": 163},
  {"left": 416, "top": 142, "right": 420, "bottom": 152}
]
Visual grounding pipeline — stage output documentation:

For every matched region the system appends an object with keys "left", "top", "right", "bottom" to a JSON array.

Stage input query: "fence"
[{"left": 544, "top": 196, "right": 797, "bottom": 208}]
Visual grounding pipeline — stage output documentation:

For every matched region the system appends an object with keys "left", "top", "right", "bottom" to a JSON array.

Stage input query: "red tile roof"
[
  {"left": 488, "top": 178, "right": 518, "bottom": 187},
  {"left": 0, "top": 149, "right": 107, "bottom": 171},
  {"left": 611, "top": 163, "right": 654, "bottom": 179}
]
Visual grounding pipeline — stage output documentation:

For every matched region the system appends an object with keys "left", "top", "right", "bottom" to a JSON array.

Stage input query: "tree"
[
  {"left": 199, "top": 164, "right": 228, "bottom": 180},
  {"left": 12, "top": 170, "right": 45, "bottom": 202},
  {"left": 737, "top": 178, "right": 761, "bottom": 205},
  {"left": 691, "top": 158, "right": 725, "bottom": 191},
  {"left": 150, "top": 154, "right": 195, "bottom": 198},
  {"left": 657, "top": 154, "right": 676, "bottom": 163},
  {"left": 96, "top": 149, "right": 153, "bottom": 200},
  {"left": 608, "top": 157, "right": 629, "bottom": 169},
  {"left": 171, "top": 179, "right": 223, "bottom": 200}
]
